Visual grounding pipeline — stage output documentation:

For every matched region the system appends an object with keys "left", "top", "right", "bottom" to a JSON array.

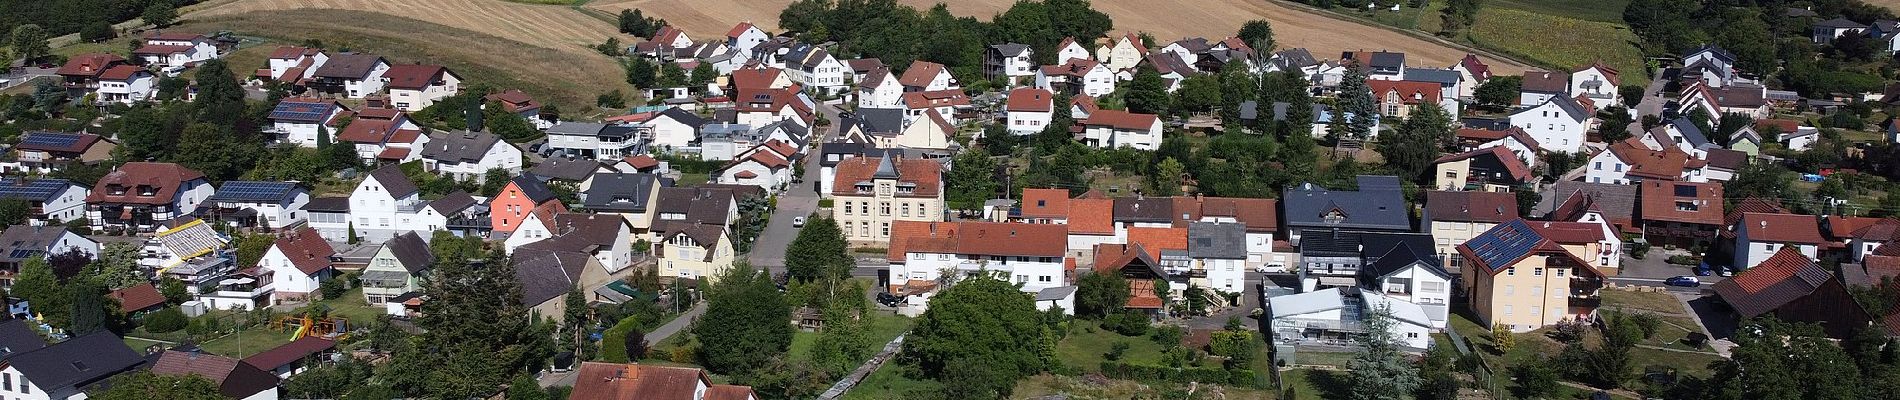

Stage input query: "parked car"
[
  {"left": 792, "top": 216, "right": 806, "bottom": 227},
  {"left": 1693, "top": 263, "right": 1712, "bottom": 276},
  {"left": 1664, "top": 276, "right": 1701, "bottom": 287}
]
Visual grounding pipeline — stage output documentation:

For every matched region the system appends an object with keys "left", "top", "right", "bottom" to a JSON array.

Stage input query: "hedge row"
[{"left": 1098, "top": 361, "right": 1260, "bottom": 387}]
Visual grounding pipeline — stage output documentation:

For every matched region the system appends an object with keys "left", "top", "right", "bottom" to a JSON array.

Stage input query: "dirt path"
[{"left": 591, "top": 0, "right": 1534, "bottom": 73}]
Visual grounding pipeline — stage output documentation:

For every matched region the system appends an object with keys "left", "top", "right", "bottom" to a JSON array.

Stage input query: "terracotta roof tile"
[
  {"left": 1019, "top": 188, "right": 1071, "bottom": 219},
  {"left": 1367, "top": 80, "right": 1442, "bottom": 106},
  {"left": 1068, "top": 198, "right": 1115, "bottom": 235},
  {"left": 241, "top": 337, "right": 335, "bottom": 371},
  {"left": 1639, "top": 180, "right": 1724, "bottom": 226},
  {"left": 1126, "top": 227, "right": 1188, "bottom": 260},
  {"left": 1713, "top": 247, "right": 1830, "bottom": 317},
  {"left": 1740, "top": 213, "right": 1825, "bottom": 244},
  {"left": 887, "top": 221, "right": 1067, "bottom": 261},
  {"left": 1721, "top": 198, "right": 1790, "bottom": 238},
  {"left": 56, "top": 53, "right": 127, "bottom": 77},
  {"left": 86, "top": 162, "right": 207, "bottom": 206},
  {"left": 829, "top": 156, "right": 941, "bottom": 197},
  {"left": 898, "top": 60, "right": 948, "bottom": 88},
  {"left": 1083, "top": 109, "right": 1159, "bottom": 131},
  {"left": 571, "top": 362, "right": 717, "bottom": 400},
  {"left": 1425, "top": 191, "right": 1519, "bottom": 224},
  {"left": 1007, "top": 87, "right": 1054, "bottom": 113},
  {"left": 382, "top": 64, "right": 453, "bottom": 90},
  {"left": 275, "top": 227, "right": 336, "bottom": 275},
  {"left": 1432, "top": 146, "right": 1533, "bottom": 183},
  {"left": 108, "top": 282, "right": 166, "bottom": 313}
]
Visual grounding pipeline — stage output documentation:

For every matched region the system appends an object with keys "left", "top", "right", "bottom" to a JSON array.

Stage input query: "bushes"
[
  {"left": 1097, "top": 361, "right": 1260, "bottom": 387},
  {"left": 1105, "top": 341, "right": 1131, "bottom": 361},
  {"left": 1101, "top": 310, "right": 1150, "bottom": 336},
  {"left": 1629, "top": 312, "right": 1662, "bottom": 339},
  {"left": 319, "top": 277, "right": 348, "bottom": 300},
  {"left": 142, "top": 307, "right": 188, "bottom": 333},
  {"left": 599, "top": 316, "right": 645, "bottom": 363},
  {"left": 1150, "top": 325, "right": 1185, "bottom": 346},
  {"left": 1664, "top": 254, "right": 1700, "bottom": 266}
]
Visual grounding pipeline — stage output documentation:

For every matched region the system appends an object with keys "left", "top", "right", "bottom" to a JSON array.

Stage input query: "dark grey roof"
[
  {"left": 821, "top": 142, "right": 868, "bottom": 167},
  {"left": 1369, "top": 52, "right": 1404, "bottom": 69},
  {"left": 521, "top": 213, "right": 629, "bottom": 255},
  {"left": 420, "top": 131, "right": 505, "bottom": 163},
  {"left": 509, "top": 174, "right": 559, "bottom": 204},
  {"left": 0, "top": 320, "right": 47, "bottom": 361},
  {"left": 312, "top": 53, "right": 386, "bottom": 79},
  {"left": 990, "top": 43, "right": 1031, "bottom": 56},
  {"left": 1299, "top": 230, "right": 1434, "bottom": 260},
  {"left": 546, "top": 122, "right": 608, "bottom": 137},
  {"left": 1239, "top": 101, "right": 1259, "bottom": 121},
  {"left": 1281, "top": 175, "right": 1411, "bottom": 231},
  {"left": 1685, "top": 44, "right": 1736, "bottom": 64},
  {"left": 847, "top": 108, "right": 905, "bottom": 134},
  {"left": 1112, "top": 197, "right": 1175, "bottom": 223},
  {"left": 1272, "top": 48, "right": 1318, "bottom": 70},
  {"left": 1460, "top": 117, "right": 1512, "bottom": 131},
  {"left": 383, "top": 231, "right": 434, "bottom": 274},
  {"left": 0, "top": 178, "right": 78, "bottom": 203},
  {"left": 1035, "top": 285, "right": 1078, "bottom": 301},
  {"left": 305, "top": 196, "right": 350, "bottom": 212},
  {"left": 654, "top": 107, "right": 707, "bottom": 129},
  {"left": 428, "top": 190, "right": 478, "bottom": 215},
  {"left": 512, "top": 248, "right": 592, "bottom": 307},
  {"left": 528, "top": 157, "right": 605, "bottom": 181},
  {"left": 1535, "top": 181, "right": 1637, "bottom": 220},
  {"left": 698, "top": 123, "right": 752, "bottom": 141},
  {"left": 1403, "top": 68, "right": 1461, "bottom": 86},
  {"left": 655, "top": 186, "right": 734, "bottom": 224},
  {"left": 9, "top": 332, "right": 143, "bottom": 396},
  {"left": 1188, "top": 222, "right": 1247, "bottom": 259},
  {"left": 1360, "top": 241, "right": 1449, "bottom": 280},
  {"left": 1816, "top": 17, "right": 1867, "bottom": 29},
  {"left": 1532, "top": 95, "right": 1591, "bottom": 122},
  {"left": 582, "top": 173, "right": 662, "bottom": 212},
  {"left": 1668, "top": 117, "right": 1713, "bottom": 148},
  {"left": 0, "top": 226, "right": 79, "bottom": 264},
  {"left": 367, "top": 164, "right": 419, "bottom": 198},
  {"left": 759, "top": 119, "right": 810, "bottom": 148}
]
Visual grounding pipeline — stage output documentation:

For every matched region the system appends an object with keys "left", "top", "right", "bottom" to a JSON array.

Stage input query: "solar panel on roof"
[
  {"left": 211, "top": 181, "right": 296, "bottom": 202},
  {"left": 18, "top": 132, "right": 82, "bottom": 149},
  {"left": 1673, "top": 184, "right": 1697, "bottom": 197},
  {"left": 0, "top": 179, "right": 69, "bottom": 201}
]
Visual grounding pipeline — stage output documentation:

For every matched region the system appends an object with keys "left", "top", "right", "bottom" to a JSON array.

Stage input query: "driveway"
[
  {"left": 746, "top": 100, "right": 839, "bottom": 272},
  {"left": 1610, "top": 251, "right": 1725, "bottom": 293}
]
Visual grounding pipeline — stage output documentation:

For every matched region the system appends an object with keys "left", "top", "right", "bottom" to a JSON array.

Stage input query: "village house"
[
  {"left": 267, "top": 97, "right": 352, "bottom": 147},
  {"left": 347, "top": 165, "right": 425, "bottom": 243},
  {"left": 544, "top": 122, "right": 646, "bottom": 161},
  {"left": 202, "top": 181, "right": 310, "bottom": 230},
  {"left": 10, "top": 131, "right": 116, "bottom": 174},
  {"left": 1732, "top": 212, "right": 1825, "bottom": 270},
  {"left": 1357, "top": 241, "right": 1454, "bottom": 327},
  {"left": 1713, "top": 247, "right": 1872, "bottom": 338},
  {"left": 1508, "top": 94, "right": 1593, "bottom": 153},
  {"left": 0, "top": 331, "right": 144, "bottom": 400},
  {"left": 581, "top": 172, "right": 665, "bottom": 231},
  {"left": 133, "top": 31, "right": 221, "bottom": 70},
  {"left": 1055, "top": 37, "right": 1090, "bottom": 65},
  {"left": 845, "top": 58, "right": 886, "bottom": 84},
  {"left": 900, "top": 90, "right": 970, "bottom": 125},
  {"left": 724, "top": 22, "right": 771, "bottom": 56},
  {"left": 714, "top": 140, "right": 799, "bottom": 192},
  {"left": 1422, "top": 190, "right": 1518, "bottom": 274},
  {"left": 1268, "top": 287, "right": 1435, "bottom": 350},
  {"left": 149, "top": 350, "right": 281, "bottom": 400},
  {"left": 856, "top": 67, "right": 903, "bottom": 109},
  {"left": 985, "top": 43, "right": 1037, "bottom": 85},
  {"left": 0, "top": 178, "right": 90, "bottom": 225},
  {"left": 1367, "top": 80, "right": 1444, "bottom": 119},
  {"left": 1433, "top": 146, "right": 1535, "bottom": 193},
  {"left": 733, "top": 87, "right": 816, "bottom": 127},
  {"left": 419, "top": 130, "right": 524, "bottom": 182},
  {"left": 1677, "top": 81, "right": 1771, "bottom": 119},
  {"left": 1079, "top": 109, "right": 1162, "bottom": 150},
  {"left": 654, "top": 219, "right": 736, "bottom": 283},
  {"left": 1035, "top": 58, "right": 1115, "bottom": 98},
  {"left": 1639, "top": 180, "right": 1725, "bottom": 249},
  {"left": 1518, "top": 70, "right": 1570, "bottom": 107},
  {"left": 93, "top": 65, "right": 155, "bottom": 104},
  {"left": 260, "top": 227, "right": 337, "bottom": 302},
  {"left": 886, "top": 220, "right": 1072, "bottom": 315},
  {"left": 839, "top": 107, "right": 954, "bottom": 150},
  {"left": 86, "top": 162, "right": 216, "bottom": 232},
  {"left": 1452, "top": 126, "right": 1539, "bottom": 168},
  {"left": 1585, "top": 138, "right": 1702, "bottom": 185},
  {"left": 381, "top": 64, "right": 461, "bottom": 111},
  {"left": 512, "top": 212, "right": 636, "bottom": 275},
  {"left": 1095, "top": 33, "right": 1146, "bottom": 72},
  {"left": 1648, "top": 118, "right": 1718, "bottom": 159},
  {"left": 56, "top": 53, "right": 132, "bottom": 98},
  {"left": 1813, "top": 17, "right": 1868, "bottom": 44},
  {"left": 360, "top": 231, "right": 432, "bottom": 307},
  {"left": 309, "top": 53, "right": 391, "bottom": 98},
  {"left": 1449, "top": 54, "right": 1491, "bottom": 99},
  {"left": 569, "top": 362, "right": 756, "bottom": 400},
  {"left": 513, "top": 246, "right": 615, "bottom": 318},
  {"left": 642, "top": 107, "right": 708, "bottom": 150},
  {"left": 782, "top": 42, "right": 849, "bottom": 94},
  {"left": 141, "top": 218, "right": 228, "bottom": 273},
  {"left": 1005, "top": 87, "right": 1054, "bottom": 135},
  {"left": 1296, "top": 227, "right": 1435, "bottom": 292},
  {"left": 491, "top": 174, "right": 566, "bottom": 236},
  {"left": 650, "top": 186, "right": 742, "bottom": 242},
  {"left": 1343, "top": 50, "right": 1406, "bottom": 81},
  {"left": 0, "top": 225, "right": 98, "bottom": 286},
  {"left": 1280, "top": 176, "right": 1413, "bottom": 246},
  {"left": 260, "top": 46, "right": 328, "bottom": 84},
  {"left": 833, "top": 156, "right": 944, "bottom": 247},
  {"left": 421, "top": 191, "right": 492, "bottom": 238},
  {"left": 1568, "top": 61, "right": 1623, "bottom": 107},
  {"left": 336, "top": 108, "right": 427, "bottom": 164},
  {"left": 1187, "top": 221, "right": 1249, "bottom": 293},
  {"left": 1460, "top": 219, "right": 1612, "bottom": 332}
]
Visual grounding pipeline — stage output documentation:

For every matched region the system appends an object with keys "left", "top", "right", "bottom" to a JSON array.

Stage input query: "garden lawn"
[
  {"left": 1600, "top": 290, "right": 1686, "bottom": 315},
  {"left": 791, "top": 311, "right": 914, "bottom": 362},
  {"left": 842, "top": 364, "right": 939, "bottom": 399},
  {"left": 1485, "top": 0, "right": 1631, "bottom": 22},
  {"left": 300, "top": 287, "right": 387, "bottom": 325},
  {"left": 1054, "top": 320, "right": 1168, "bottom": 372},
  {"left": 199, "top": 326, "right": 296, "bottom": 358},
  {"left": 1467, "top": 8, "right": 1647, "bottom": 86}
]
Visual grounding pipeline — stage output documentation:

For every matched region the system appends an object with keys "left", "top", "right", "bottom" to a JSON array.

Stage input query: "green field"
[
  {"left": 1468, "top": 7, "right": 1648, "bottom": 85},
  {"left": 1487, "top": 0, "right": 1632, "bottom": 23}
]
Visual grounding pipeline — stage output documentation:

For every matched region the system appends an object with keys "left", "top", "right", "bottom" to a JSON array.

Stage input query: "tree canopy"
[
  {"left": 694, "top": 265, "right": 794, "bottom": 375},
  {"left": 901, "top": 273, "right": 1047, "bottom": 398}
]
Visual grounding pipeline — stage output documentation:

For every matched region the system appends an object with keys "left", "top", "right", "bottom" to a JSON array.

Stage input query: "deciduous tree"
[
  {"left": 1237, "top": 20, "right": 1274, "bottom": 53},
  {"left": 1074, "top": 271, "right": 1129, "bottom": 319},
  {"left": 95, "top": 372, "right": 222, "bottom": 400},
  {"left": 945, "top": 147, "right": 998, "bottom": 211},
  {"left": 143, "top": 1, "right": 177, "bottom": 28},
  {"left": 8, "top": 25, "right": 50, "bottom": 62},
  {"left": 785, "top": 217, "right": 853, "bottom": 282},
  {"left": 694, "top": 265, "right": 793, "bottom": 375},
  {"left": 1375, "top": 103, "right": 1453, "bottom": 184},
  {"left": 1126, "top": 65, "right": 1171, "bottom": 115},
  {"left": 901, "top": 274, "right": 1045, "bottom": 398}
]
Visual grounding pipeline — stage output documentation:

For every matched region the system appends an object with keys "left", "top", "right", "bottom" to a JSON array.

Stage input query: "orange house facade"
[{"left": 490, "top": 176, "right": 564, "bottom": 234}]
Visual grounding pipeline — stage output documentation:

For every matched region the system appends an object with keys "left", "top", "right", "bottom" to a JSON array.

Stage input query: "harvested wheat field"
[
  {"left": 591, "top": 0, "right": 1533, "bottom": 73},
  {"left": 193, "top": 0, "right": 631, "bottom": 54},
  {"left": 180, "top": 8, "right": 631, "bottom": 109}
]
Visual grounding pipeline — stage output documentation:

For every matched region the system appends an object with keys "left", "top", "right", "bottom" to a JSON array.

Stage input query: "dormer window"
[
  {"left": 107, "top": 184, "right": 126, "bottom": 195},
  {"left": 136, "top": 185, "right": 157, "bottom": 196}
]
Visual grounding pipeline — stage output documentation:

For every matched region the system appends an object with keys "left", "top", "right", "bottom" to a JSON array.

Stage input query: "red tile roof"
[
  {"left": 731, "top": 68, "right": 782, "bottom": 91},
  {"left": 1197, "top": 196, "right": 1277, "bottom": 233},
  {"left": 1367, "top": 80, "right": 1443, "bottom": 106},
  {"left": 152, "top": 351, "right": 281, "bottom": 399},
  {"left": 98, "top": 65, "right": 148, "bottom": 81},
  {"left": 1019, "top": 188, "right": 1071, "bottom": 219},
  {"left": 56, "top": 53, "right": 128, "bottom": 77},
  {"left": 1607, "top": 138, "right": 1692, "bottom": 180},
  {"left": 1425, "top": 190, "right": 1520, "bottom": 224},
  {"left": 1083, "top": 109, "right": 1159, "bottom": 131},
  {"left": 571, "top": 362, "right": 717, "bottom": 400},
  {"left": 706, "top": 384, "right": 757, "bottom": 400},
  {"left": 382, "top": 64, "right": 453, "bottom": 90},
  {"left": 1126, "top": 227, "right": 1188, "bottom": 260},
  {"left": 1068, "top": 197, "right": 1115, "bottom": 235},
  {"left": 109, "top": 282, "right": 166, "bottom": 313},
  {"left": 887, "top": 220, "right": 1068, "bottom": 262},
  {"left": 268, "top": 46, "right": 320, "bottom": 59},
  {"left": 86, "top": 162, "right": 207, "bottom": 206},
  {"left": 1638, "top": 180, "right": 1724, "bottom": 226},
  {"left": 1740, "top": 213, "right": 1825, "bottom": 244},
  {"left": 624, "top": 154, "right": 660, "bottom": 170},
  {"left": 829, "top": 156, "right": 941, "bottom": 197},
  {"left": 725, "top": 22, "right": 758, "bottom": 39},
  {"left": 1575, "top": 60, "right": 1622, "bottom": 87},
  {"left": 132, "top": 44, "right": 195, "bottom": 55},
  {"left": 486, "top": 90, "right": 540, "bottom": 113},
  {"left": 763, "top": 139, "right": 798, "bottom": 158},
  {"left": 898, "top": 60, "right": 948, "bottom": 88},
  {"left": 1459, "top": 54, "right": 1491, "bottom": 80},
  {"left": 337, "top": 109, "right": 408, "bottom": 143},
  {"left": 1433, "top": 146, "right": 1534, "bottom": 183},
  {"left": 1852, "top": 218, "right": 1900, "bottom": 242},
  {"left": 1007, "top": 87, "right": 1054, "bottom": 113},
  {"left": 375, "top": 147, "right": 411, "bottom": 160},
  {"left": 1713, "top": 246, "right": 1831, "bottom": 318},
  {"left": 275, "top": 227, "right": 337, "bottom": 275},
  {"left": 900, "top": 89, "right": 970, "bottom": 109}
]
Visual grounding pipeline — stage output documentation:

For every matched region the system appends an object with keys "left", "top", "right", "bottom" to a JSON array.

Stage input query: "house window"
[
  {"left": 1506, "top": 267, "right": 1515, "bottom": 276},
  {"left": 881, "top": 222, "right": 890, "bottom": 237},
  {"left": 844, "top": 202, "right": 854, "bottom": 214},
  {"left": 1594, "top": 162, "right": 1602, "bottom": 170},
  {"left": 1421, "top": 281, "right": 1445, "bottom": 293},
  {"left": 1533, "top": 268, "right": 1543, "bottom": 276},
  {"left": 1504, "top": 285, "right": 1514, "bottom": 295},
  {"left": 1503, "top": 305, "right": 1514, "bottom": 316},
  {"left": 1532, "top": 285, "right": 1543, "bottom": 295},
  {"left": 1039, "top": 275, "right": 1053, "bottom": 283}
]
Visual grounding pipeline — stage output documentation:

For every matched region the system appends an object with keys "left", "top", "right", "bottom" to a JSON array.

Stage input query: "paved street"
[{"left": 745, "top": 100, "right": 842, "bottom": 272}]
